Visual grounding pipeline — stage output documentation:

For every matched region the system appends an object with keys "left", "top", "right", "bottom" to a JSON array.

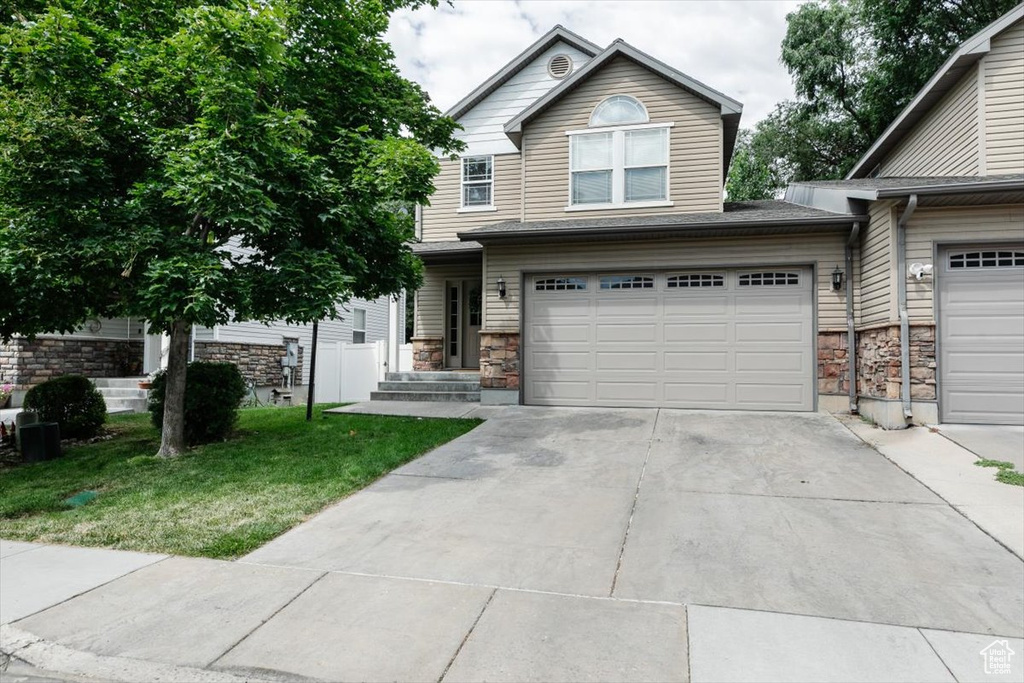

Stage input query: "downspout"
[
  {"left": 845, "top": 221, "right": 861, "bottom": 414},
  {"left": 896, "top": 195, "right": 919, "bottom": 422}
]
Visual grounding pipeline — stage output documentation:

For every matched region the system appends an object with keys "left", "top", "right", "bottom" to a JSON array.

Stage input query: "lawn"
[{"left": 0, "top": 406, "right": 481, "bottom": 558}]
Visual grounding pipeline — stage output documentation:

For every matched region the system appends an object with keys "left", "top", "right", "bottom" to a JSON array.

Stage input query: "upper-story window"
[
  {"left": 569, "top": 95, "right": 670, "bottom": 209},
  {"left": 461, "top": 155, "right": 493, "bottom": 209}
]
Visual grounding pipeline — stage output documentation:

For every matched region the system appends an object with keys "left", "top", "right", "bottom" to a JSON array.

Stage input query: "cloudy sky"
[{"left": 386, "top": 0, "right": 805, "bottom": 130}]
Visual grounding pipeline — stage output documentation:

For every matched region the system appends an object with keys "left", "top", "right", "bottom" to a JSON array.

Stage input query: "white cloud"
[{"left": 386, "top": 0, "right": 805, "bottom": 129}]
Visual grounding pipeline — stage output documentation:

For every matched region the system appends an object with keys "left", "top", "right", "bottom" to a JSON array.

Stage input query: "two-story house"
[{"left": 410, "top": 11, "right": 1023, "bottom": 428}]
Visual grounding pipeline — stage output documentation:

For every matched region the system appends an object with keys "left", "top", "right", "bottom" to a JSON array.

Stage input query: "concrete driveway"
[{"left": 7, "top": 408, "right": 1024, "bottom": 682}]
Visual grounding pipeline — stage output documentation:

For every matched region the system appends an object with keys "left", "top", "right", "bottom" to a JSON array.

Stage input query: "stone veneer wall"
[
  {"left": 855, "top": 324, "right": 936, "bottom": 400},
  {"left": 193, "top": 340, "right": 302, "bottom": 387},
  {"left": 0, "top": 338, "right": 144, "bottom": 390},
  {"left": 480, "top": 332, "right": 520, "bottom": 389},
  {"left": 411, "top": 336, "right": 444, "bottom": 371},
  {"left": 817, "top": 331, "right": 850, "bottom": 396}
]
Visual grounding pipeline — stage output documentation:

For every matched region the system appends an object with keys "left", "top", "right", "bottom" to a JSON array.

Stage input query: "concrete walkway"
[{"left": 3, "top": 407, "right": 1024, "bottom": 682}]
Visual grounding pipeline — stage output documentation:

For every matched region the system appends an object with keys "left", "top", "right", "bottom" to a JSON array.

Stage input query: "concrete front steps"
[
  {"left": 370, "top": 372, "right": 480, "bottom": 402},
  {"left": 92, "top": 377, "right": 149, "bottom": 414}
]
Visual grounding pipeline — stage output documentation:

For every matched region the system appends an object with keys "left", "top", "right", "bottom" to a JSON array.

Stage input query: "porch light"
[
  {"left": 831, "top": 265, "right": 844, "bottom": 291},
  {"left": 496, "top": 275, "right": 507, "bottom": 299}
]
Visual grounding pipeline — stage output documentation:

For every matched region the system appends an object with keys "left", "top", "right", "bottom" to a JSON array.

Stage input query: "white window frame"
[
  {"left": 352, "top": 308, "right": 366, "bottom": 344},
  {"left": 565, "top": 122, "right": 673, "bottom": 211},
  {"left": 457, "top": 155, "right": 497, "bottom": 213}
]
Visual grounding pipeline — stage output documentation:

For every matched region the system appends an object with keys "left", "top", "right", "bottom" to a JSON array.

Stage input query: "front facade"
[{"left": 411, "top": 14, "right": 1024, "bottom": 427}]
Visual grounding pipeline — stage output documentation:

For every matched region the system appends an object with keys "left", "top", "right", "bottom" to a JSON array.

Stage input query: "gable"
[{"left": 984, "top": 18, "right": 1024, "bottom": 173}]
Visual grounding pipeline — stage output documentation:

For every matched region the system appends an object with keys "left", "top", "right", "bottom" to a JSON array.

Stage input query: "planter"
[{"left": 138, "top": 381, "right": 152, "bottom": 390}]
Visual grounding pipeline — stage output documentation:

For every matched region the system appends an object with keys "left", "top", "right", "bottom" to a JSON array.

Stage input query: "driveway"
[{"left": 8, "top": 408, "right": 1024, "bottom": 682}]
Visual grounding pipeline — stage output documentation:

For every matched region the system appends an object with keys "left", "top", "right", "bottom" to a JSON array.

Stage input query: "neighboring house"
[
  {"left": 0, "top": 294, "right": 404, "bottom": 406},
  {"left": 410, "top": 12, "right": 1023, "bottom": 427}
]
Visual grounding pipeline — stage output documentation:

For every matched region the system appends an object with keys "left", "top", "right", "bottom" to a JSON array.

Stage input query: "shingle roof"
[
  {"left": 411, "top": 240, "right": 482, "bottom": 254},
  {"left": 458, "top": 201, "right": 861, "bottom": 242},
  {"left": 797, "top": 175, "right": 1024, "bottom": 190}
]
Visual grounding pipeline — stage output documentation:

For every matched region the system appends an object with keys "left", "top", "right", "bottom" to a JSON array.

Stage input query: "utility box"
[{"left": 19, "top": 422, "right": 61, "bottom": 463}]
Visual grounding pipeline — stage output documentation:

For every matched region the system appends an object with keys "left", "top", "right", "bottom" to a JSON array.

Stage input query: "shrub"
[
  {"left": 149, "top": 362, "right": 247, "bottom": 446},
  {"left": 23, "top": 375, "right": 107, "bottom": 439}
]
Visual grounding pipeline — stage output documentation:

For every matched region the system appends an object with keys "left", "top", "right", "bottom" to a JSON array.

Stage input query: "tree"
[
  {"left": 0, "top": 0, "right": 462, "bottom": 456},
  {"left": 725, "top": 130, "right": 786, "bottom": 201},
  {"left": 729, "top": 0, "right": 1017, "bottom": 194}
]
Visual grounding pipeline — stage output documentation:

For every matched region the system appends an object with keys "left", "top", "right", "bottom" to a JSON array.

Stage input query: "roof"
[
  {"left": 502, "top": 39, "right": 744, "bottom": 179},
  {"left": 445, "top": 26, "right": 601, "bottom": 122},
  {"left": 786, "top": 174, "right": 1024, "bottom": 211},
  {"left": 411, "top": 240, "right": 483, "bottom": 263},
  {"left": 457, "top": 201, "right": 861, "bottom": 243},
  {"left": 846, "top": 4, "right": 1024, "bottom": 178}
]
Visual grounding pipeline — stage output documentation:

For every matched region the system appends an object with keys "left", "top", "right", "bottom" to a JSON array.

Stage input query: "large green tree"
[
  {"left": 730, "top": 0, "right": 1018, "bottom": 196},
  {"left": 0, "top": 0, "right": 462, "bottom": 456}
]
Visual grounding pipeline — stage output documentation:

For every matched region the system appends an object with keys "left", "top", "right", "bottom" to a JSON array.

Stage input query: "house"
[
  {"left": 0, "top": 293, "right": 405, "bottom": 407},
  {"left": 408, "top": 10, "right": 1023, "bottom": 428}
]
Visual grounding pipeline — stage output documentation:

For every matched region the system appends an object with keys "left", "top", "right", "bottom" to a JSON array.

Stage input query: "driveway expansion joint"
[
  {"left": 438, "top": 588, "right": 496, "bottom": 683},
  {"left": 609, "top": 409, "right": 658, "bottom": 598}
]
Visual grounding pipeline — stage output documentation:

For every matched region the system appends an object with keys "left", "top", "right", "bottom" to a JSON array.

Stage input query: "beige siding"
[
  {"left": 521, "top": 57, "right": 722, "bottom": 221},
  {"left": 905, "top": 204, "right": 1024, "bottom": 322},
  {"left": 985, "top": 19, "right": 1024, "bottom": 174},
  {"left": 878, "top": 66, "right": 979, "bottom": 177},
  {"left": 483, "top": 233, "right": 849, "bottom": 331},
  {"left": 860, "top": 201, "right": 896, "bottom": 326},
  {"left": 414, "top": 264, "right": 482, "bottom": 337},
  {"left": 421, "top": 154, "right": 522, "bottom": 242}
]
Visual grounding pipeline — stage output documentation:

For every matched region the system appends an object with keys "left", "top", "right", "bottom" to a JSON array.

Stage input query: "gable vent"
[{"left": 548, "top": 54, "right": 573, "bottom": 79}]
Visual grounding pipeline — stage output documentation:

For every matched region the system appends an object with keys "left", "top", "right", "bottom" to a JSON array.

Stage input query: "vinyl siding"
[
  {"left": 878, "top": 66, "right": 979, "bottom": 177},
  {"left": 905, "top": 204, "right": 1024, "bottom": 322},
  {"left": 421, "top": 154, "right": 522, "bottom": 242},
  {"left": 414, "top": 264, "right": 482, "bottom": 338},
  {"left": 44, "top": 317, "right": 144, "bottom": 341},
  {"left": 985, "top": 19, "right": 1024, "bottom": 174},
  {"left": 859, "top": 201, "right": 896, "bottom": 326},
  {"left": 522, "top": 56, "right": 722, "bottom": 221},
  {"left": 456, "top": 41, "right": 592, "bottom": 156},
  {"left": 483, "top": 233, "right": 849, "bottom": 331}
]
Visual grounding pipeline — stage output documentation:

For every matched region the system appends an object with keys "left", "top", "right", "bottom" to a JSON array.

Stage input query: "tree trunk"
[{"left": 156, "top": 319, "right": 190, "bottom": 458}]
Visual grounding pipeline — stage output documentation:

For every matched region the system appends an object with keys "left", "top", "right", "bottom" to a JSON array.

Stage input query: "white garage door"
[
  {"left": 939, "top": 247, "right": 1024, "bottom": 425},
  {"left": 524, "top": 268, "right": 815, "bottom": 410}
]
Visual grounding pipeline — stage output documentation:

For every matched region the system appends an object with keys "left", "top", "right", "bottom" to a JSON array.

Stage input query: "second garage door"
[{"left": 524, "top": 268, "right": 815, "bottom": 410}]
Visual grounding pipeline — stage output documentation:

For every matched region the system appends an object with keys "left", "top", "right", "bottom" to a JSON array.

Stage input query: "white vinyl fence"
[
  {"left": 398, "top": 343, "right": 413, "bottom": 372},
  {"left": 314, "top": 341, "right": 387, "bottom": 403}
]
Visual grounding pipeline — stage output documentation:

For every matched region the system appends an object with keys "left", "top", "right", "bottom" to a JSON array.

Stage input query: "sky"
[{"left": 386, "top": 0, "right": 805, "bottom": 130}]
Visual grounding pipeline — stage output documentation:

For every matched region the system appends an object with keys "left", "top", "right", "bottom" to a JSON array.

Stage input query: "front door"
[{"left": 445, "top": 279, "right": 482, "bottom": 370}]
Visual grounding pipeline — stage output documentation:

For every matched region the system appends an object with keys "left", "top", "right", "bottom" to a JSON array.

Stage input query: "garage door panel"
[
  {"left": 945, "top": 351, "right": 1024, "bottom": 375},
  {"left": 944, "top": 315, "right": 1024, "bottom": 339},
  {"left": 530, "top": 300, "right": 592, "bottom": 319},
  {"left": 526, "top": 267, "right": 814, "bottom": 411}
]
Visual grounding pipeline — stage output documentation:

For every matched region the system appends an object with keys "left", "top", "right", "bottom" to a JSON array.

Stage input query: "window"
[
  {"left": 600, "top": 275, "right": 654, "bottom": 290},
  {"left": 949, "top": 250, "right": 1024, "bottom": 269},
  {"left": 461, "top": 156, "right": 493, "bottom": 208},
  {"left": 667, "top": 274, "right": 724, "bottom": 288},
  {"left": 448, "top": 286, "right": 459, "bottom": 356},
  {"left": 738, "top": 272, "right": 800, "bottom": 286},
  {"left": 352, "top": 308, "right": 366, "bottom": 344},
  {"left": 569, "top": 96, "right": 668, "bottom": 208},
  {"left": 590, "top": 95, "right": 648, "bottom": 127},
  {"left": 536, "top": 276, "right": 587, "bottom": 291}
]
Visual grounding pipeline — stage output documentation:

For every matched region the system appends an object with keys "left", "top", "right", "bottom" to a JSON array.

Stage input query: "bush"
[
  {"left": 149, "top": 362, "right": 247, "bottom": 446},
  {"left": 23, "top": 375, "right": 107, "bottom": 439}
]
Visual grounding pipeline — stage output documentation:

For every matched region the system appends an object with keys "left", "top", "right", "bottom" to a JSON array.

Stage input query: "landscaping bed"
[{"left": 0, "top": 406, "right": 480, "bottom": 558}]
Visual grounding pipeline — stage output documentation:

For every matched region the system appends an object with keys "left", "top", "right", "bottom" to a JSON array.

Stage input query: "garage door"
[
  {"left": 939, "top": 247, "right": 1024, "bottom": 425},
  {"left": 524, "top": 268, "right": 815, "bottom": 410}
]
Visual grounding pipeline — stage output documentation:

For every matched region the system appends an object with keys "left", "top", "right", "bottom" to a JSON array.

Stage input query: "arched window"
[{"left": 589, "top": 95, "right": 648, "bottom": 127}]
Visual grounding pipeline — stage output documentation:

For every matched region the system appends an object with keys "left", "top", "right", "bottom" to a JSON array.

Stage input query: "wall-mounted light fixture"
[
  {"left": 496, "top": 275, "right": 507, "bottom": 299},
  {"left": 908, "top": 263, "right": 934, "bottom": 281},
  {"left": 831, "top": 265, "right": 844, "bottom": 291}
]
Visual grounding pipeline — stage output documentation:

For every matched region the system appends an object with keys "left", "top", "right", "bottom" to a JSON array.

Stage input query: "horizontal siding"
[
  {"left": 906, "top": 204, "right": 1024, "bottom": 322},
  {"left": 879, "top": 66, "right": 979, "bottom": 177},
  {"left": 522, "top": 56, "right": 722, "bottom": 221},
  {"left": 457, "top": 41, "right": 592, "bottom": 156},
  {"left": 421, "top": 154, "right": 522, "bottom": 242},
  {"left": 44, "top": 317, "right": 144, "bottom": 341},
  {"left": 483, "top": 233, "right": 849, "bottom": 331},
  {"left": 859, "top": 201, "right": 895, "bottom": 326},
  {"left": 985, "top": 19, "right": 1024, "bottom": 174},
  {"left": 414, "top": 264, "right": 481, "bottom": 338}
]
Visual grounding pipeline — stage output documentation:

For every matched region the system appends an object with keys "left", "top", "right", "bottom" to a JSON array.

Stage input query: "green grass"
[
  {"left": 0, "top": 406, "right": 481, "bottom": 558},
  {"left": 974, "top": 459, "right": 1024, "bottom": 487}
]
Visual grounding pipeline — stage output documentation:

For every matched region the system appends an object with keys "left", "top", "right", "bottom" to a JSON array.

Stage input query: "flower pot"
[{"left": 138, "top": 381, "right": 152, "bottom": 390}]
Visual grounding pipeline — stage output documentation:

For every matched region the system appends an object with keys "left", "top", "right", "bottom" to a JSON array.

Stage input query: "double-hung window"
[
  {"left": 568, "top": 96, "right": 669, "bottom": 209},
  {"left": 461, "top": 155, "right": 493, "bottom": 209},
  {"left": 352, "top": 308, "right": 366, "bottom": 344}
]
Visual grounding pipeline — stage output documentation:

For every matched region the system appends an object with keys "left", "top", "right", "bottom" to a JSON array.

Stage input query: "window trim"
[
  {"left": 459, "top": 154, "right": 495, "bottom": 211},
  {"left": 352, "top": 307, "right": 367, "bottom": 344},
  {"left": 589, "top": 95, "right": 650, "bottom": 128},
  {"left": 566, "top": 122, "right": 673, "bottom": 211}
]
